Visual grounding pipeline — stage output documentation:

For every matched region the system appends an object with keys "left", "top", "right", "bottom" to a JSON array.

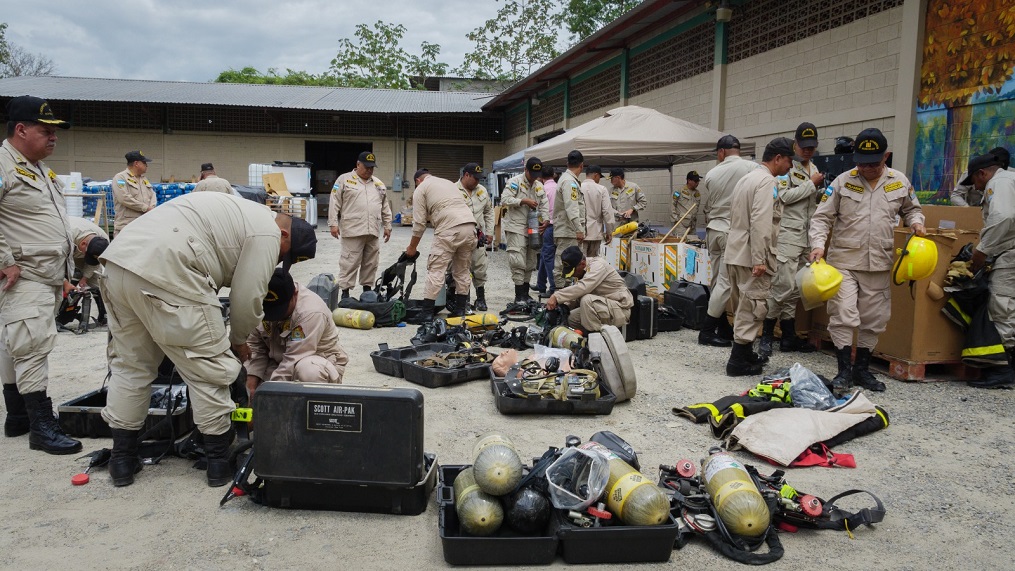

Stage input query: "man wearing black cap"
[
  {"left": 327, "top": 151, "right": 392, "bottom": 299},
  {"left": 951, "top": 147, "right": 1013, "bottom": 207},
  {"left": 501, "top": 157, "right": 550, "bottom": 302},
  {"left": 457, "top": 163, "right": 493, "bottom": 311},
  {"left": 761, "top": 122, "right": 826, "bottom": 356},
  {"left": 99, "top": 192, "right": 317, "bottom": 487},
  {"left": 553, "top": 150, "right": 587, "bottom": 289},
  {"left": 112, "top": 150, "right": 156, "bottom": 236},
  {"left": 546, "top": 246, "right": 633, "bottom": 332},
  {"left": 966, "top": 152, "right": 1015, "bottom": 388},
  {"left": 581, "top": 165, "right": 615, "bottom": 258},
  {"left": 194, "top": 162, "right": 233, "bottom": 194},
  {"left": 671, "top": 171, "right": 701, "bottom": 238},
  {"left": 608, "top": 168, "right": 647, "bottom": 223},
  {"left": 698, "top": 134, "right": 762, "bottom": 347},
  {"left": 0, "top": 95, "right": 82, "bottom": 455},
  {"left": 245, "top": 268, "right": 349, "bottom": 397},
  {"left": 67, "top": 216, "right": 109, "bottom": 286},
  {"left": 724, "top": 138, "right": 795, "bottom": 376},
  {"left": 809, "top": 128, "right": 925, "bottom": 392}
]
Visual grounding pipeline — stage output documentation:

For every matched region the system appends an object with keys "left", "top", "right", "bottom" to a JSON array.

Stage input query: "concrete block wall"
[{"left": 629, "top": 70, "right": 714, "bottom": 128}]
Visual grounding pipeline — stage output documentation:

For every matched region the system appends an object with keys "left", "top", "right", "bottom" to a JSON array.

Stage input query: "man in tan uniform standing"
[
  {"left": 698, "top": 135, "right": 760, "bottom": 347},
  {"left": 553, "top": 151, "right": 587, "bottom": 290},
  {"left": 581, "top": 165, "right": 615, "bottom": 258},
  {"left": 328, "top": 151, "right": 392, "bottom": 299},
  {"left": 546, "top": 246, "right": 633, "bottom": 332},
  {"left": 809, "top": 128, "right": 925, "bottom": 392},
  {"left": 245, "top": 268, "right": 348, "bottom": 397},
  {"left": 193, "top": 163, "right": 233, "bottom": 193},
  {"left": 760, "top": 123, "right": 825, "bottom": 356},
  {"left": 502, "top": 157, "right": 549, "bottom": 302},
  {"left": 671, "top": 171, "right": 701, "bottom": 238},
  {"left": 0, "top": 96, "right": 82, "bottom": 454},
  {"left": 458, "top": 163, "right": 493, "bottom": 311},
  {"left": 405, "top": 171, "right": 477, "bottom": 321},
  {"left": 609, "top": 168, "right": 647, "bottom": 223},
  {"left": 112, "top": 150, "right": 156, "bottom": 236},
  {"left": 100, "top": 192, "right": 317, "bottom": 487},
  {"left": 725, "top": 138, "right": 794, "bottom": 376}
]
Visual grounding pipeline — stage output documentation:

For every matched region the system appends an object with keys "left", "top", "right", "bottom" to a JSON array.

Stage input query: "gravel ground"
[{"left": 1, "top": 224, "right": 1012, "bottom": 570}]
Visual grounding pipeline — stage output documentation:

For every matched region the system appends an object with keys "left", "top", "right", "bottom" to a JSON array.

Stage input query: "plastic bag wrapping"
[
  {"left": 545, "top": 447, "right": 610, "bottom": 511},
  {"left": 789, "top": 362, "right": 837, "bottom": 410},
  {"left": 533, "top": 345, "right": 573, "bottom": 372}
]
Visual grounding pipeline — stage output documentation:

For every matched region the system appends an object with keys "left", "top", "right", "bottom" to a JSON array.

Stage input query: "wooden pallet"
[{"left": 806, "top": 331, "right": 980, "bottom": 382}]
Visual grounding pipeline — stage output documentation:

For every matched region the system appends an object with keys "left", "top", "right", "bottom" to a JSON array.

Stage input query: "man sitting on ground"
[{"left": 545, "top": 246, "right": 633, "bottom": 332}]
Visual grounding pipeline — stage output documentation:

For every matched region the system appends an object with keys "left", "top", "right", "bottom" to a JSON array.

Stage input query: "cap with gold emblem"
[
  {"left": 794, "top": 122, "right": 819, "bottom": 148},
  {"left": 125, "top": 150, "right": 151, "bottom": 164},
  {"left": 5, "top": 95, "right": 71, "bottom": 129},
  {"left": 262, "top": 268, "right": 296, "bottom": 321},
  {"left": 853, "top": 128, "right": 888, "bottom": 164},
  {"left": 462, "top": 163, "right": 482, "bottom": 176},
  {"left": 358, "top": 151, "right": 377, "bottom": 167}
]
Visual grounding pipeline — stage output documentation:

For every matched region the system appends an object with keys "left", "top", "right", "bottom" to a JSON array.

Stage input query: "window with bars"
[
  {"left": 405, "top": 115, "right": 503, "bottom": 142},
  {"left": 506, "top": 108, "right": 527, "bottom": 138},
  {"left": 530, "top": 91, "right": 564, "bottom": 130},
  {"left": 569, "top": 65, "right": 622, "bottom": 118},
  {"left": 628, "top": 21, "right": 715, "bottom": 97}
]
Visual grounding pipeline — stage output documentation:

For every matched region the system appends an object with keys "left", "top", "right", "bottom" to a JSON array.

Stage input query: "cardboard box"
[
  {"left": 677, "top": 243, "right": 712, "bottom": 286},
  {"left": 603, "top": 238, "right": 632, "bottom": 271},
  {"left": 262, "top": 172, "right": 291, "bottom": 197},
  {"left": 629, "top": 238, "right": 683, "bottom": 291}
]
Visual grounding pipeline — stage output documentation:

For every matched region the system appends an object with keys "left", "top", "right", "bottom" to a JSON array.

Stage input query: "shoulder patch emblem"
[
  {"left": 509, "top": 182, "right": 519, "bottom": 191},
  {"left": 611, "top": 191, "right": 619, "bottom": 199},
  {"left": 625, "top": 186, "right": 634, "bottom": 195},
  {"left": 844, "top": 182, "right": 864, "bottom": 193},
  {"left": 476, "top": 189, "right": 485, "bottom": 198},
  {"left": 673, "top": 190, "right": 681, "bottom": 198},
  {"left": 15, "top": 166, "right": 37, "bottom": 181},
  {"left": 792, "top": 171, "right": 807, "bottom": 181},
  {"left": 116, "top": 179, "right": 127, "bottom": 187},
  {"left": 571, "top": 186, "right": 579, "bottom": 201},
  {"left": 48, "top": 169, "right": 58, "bottom": 181},
  {"left": 290, "top": 326, "right": 305, "bottom": 341},
  {"left": 884, "top": 181, "right": 904, "bottom": 192},
  {"left": 849, "top": 169, "right": 858, "bottom": 177}
]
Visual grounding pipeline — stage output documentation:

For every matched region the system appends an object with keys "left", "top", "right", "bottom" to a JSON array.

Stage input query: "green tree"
[
  {"left": 0, "top": 22, "right": 57, "bottom": 78},
  {"left": 456, "top": 0, "right": 564, "bottom": 81},
  {"left": 214, "top": 66, "right": 339, "bottom": 86},
  {"left": 563, "top": 0, "right": 639, "bottom": 43},
  {"left": 329, "top": 21, "right": 448, "bottom": 89}
]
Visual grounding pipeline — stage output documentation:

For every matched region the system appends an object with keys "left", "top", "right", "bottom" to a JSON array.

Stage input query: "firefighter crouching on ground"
[
  {"left": 245, "top": 268, "right": 349, "bottom": 398},
  {"left": 546, "top": 246, "right": 633, "bottom": 332},
  {"left": 328, "top": 151, "right": 392, "bottom": 299},
  {"left": 501, "top": 157, "right": 550, "bottom": 302},
  {"left": 458, "top": 163, "right": 494, "bottom": 311}
]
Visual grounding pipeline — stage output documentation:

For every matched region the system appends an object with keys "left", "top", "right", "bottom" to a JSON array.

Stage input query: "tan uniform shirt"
[
  {"left": 553, "top": 257, "right": 634, "bottom": 309},
  {"left": 459, "top": 181, "right": 494, "bottom": 234},
  {"left": 778, "top": 160, "right": 821, "bottom": 248},
  {"left": 977, "top": 169, "right": 1015, "bottom": 269},
  {"left": 0, "top": 139, "right": 74, "bottom": 285},
  {"left": 501, "top": 173, "right": 549, "bottom": 234},
  {"left": 701, "top": 155, "right": 760, "bottom": 233},
  {"left": 581, "top": 179, "right": 615, "bottom": 241},
  {"left": 610, "top": 181, "right": 648, "bottom": 221},
  {"left": 412, "top": 175, "right": 476, "bottom": 236},
  {"left": 809, "top": 167, "right": 925, "bottom": 272},
  {"left": 193, "top": 175, "right": 233, "bottom": 194},
  {"left": 100, "top": 192, "right": 281, "bottom": 345},
  {"left": 554, "top": 169, "right": 586, "bottom": 239},
  {"left": 68, "top": 217, "right": 109, "bottom": 281},
  {"left": 670, "top": 184, "right": 701, "bottom": 227},
  {"left": 245, "top": 284, "right": 349, "bottom": 382},
  {"left": 327, "top": 171, "right": 392, "bottom": 237},
  {"left": 112, "top": 168, "right": 156, "bottom": 234},
  {"left": 726, "top": 167, "right": 783, "bottom": 273}
]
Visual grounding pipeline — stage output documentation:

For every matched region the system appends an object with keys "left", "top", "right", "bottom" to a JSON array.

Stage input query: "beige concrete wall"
[{"left": 628, "top": 70, "right": 714, "bottom": 128}]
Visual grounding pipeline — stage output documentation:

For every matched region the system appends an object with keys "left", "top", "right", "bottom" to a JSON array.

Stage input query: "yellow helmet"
[
  {"left": 796, "top": 259, "right": 843, "bottom": 310},
  {"left": 893, "top": 235, "right": 938, "bottom": 284}
]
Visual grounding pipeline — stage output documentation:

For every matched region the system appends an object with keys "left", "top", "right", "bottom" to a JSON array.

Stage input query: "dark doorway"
[{"left": 305, "top": 141, "right": 372, "bottom": 196}]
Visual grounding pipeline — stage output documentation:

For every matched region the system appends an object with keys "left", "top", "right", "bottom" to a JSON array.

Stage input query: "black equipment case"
[
  {"left": 622, "top": 295, "right": 657, "bottom": 341},
  {"left": 253, "top": 382, "right": 436, "bottom": 514},
  {"left": 307, "top": 273, "right": 340, "bottom": 310},
  {"left": 664, "top": 280, "right": 709, "bottom": 330}
]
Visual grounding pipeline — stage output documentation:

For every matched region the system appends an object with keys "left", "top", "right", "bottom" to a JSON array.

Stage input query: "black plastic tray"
[
  {"left": 401, "top": 358, "right": 491, "bottom": 389},
  {"left": 437, "top": 465, "right": 558, "bottom": 566},
  {"left": 490, "top": 373, "right": 616, "bottom": 415},
  {"left": 370, "top": 342, "right": 456, "bottom": 378},
  {"left": 58, "top": 384, "right": 194, "bottom": 439},
  {"left": 552, "top": 509, "right": 680, "bottom": 564}
]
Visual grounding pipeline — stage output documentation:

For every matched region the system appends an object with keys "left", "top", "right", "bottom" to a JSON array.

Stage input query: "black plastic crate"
[
  {"left": 490, "top": 373, "right": 616, "bottom": 415},
  {"left": 438, "top": 465, "right": 558, "bottom": 566},
  {"left": 401, "top": 358, "right": 491, "bottom": 389},
  {"left": 58, "top": 384, "right": 194, "bottom": 439},
  {"left": 370, "top": 342, "right": 456, "bottom": 378},
  {"left": 261, "top": 453, "right": 437, "bottom": 514},
  {"left": 553, "top": 509, "right": 680, "bottom": 564}
]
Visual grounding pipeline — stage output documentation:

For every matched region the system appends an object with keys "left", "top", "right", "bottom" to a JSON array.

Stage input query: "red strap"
[{"left": 789, "top": 444, "right": 856, "bottom": 468}]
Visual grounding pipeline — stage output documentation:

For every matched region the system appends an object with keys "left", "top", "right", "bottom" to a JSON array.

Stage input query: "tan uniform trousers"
[
  {"left": 566, "top": 295, "right": 630, "bottom": 333},
  {"left": 582, "top": 240, "right": 602, "bottom": 259},
  {"left": 766, "top": 242, "right": 809, "bottom": 321},
  {"left": 424, "top": 224, "right": 475, "bottom": 299},
  {"left": 827, "top": 269, "right": 891, "bottom": 350},
  {"left": 263, "top": 356, "right": 345, "bottom": 384},
  {"left": 338, "top": 235, "right": 381, "bottom": 290},
  {"left": 101, "top": 263, "right": 238, "bottom": 436},
  {"left": 471, "top": 244, "right": 488, "bottom": 289},
  {"left": 553, "top": 237, "right": 581, "bottom": 289},
  {"left": 506, "top": 231, "right": 539, "bottom": 285},
  {"left": 0, "top": 280, "right": 60, "bottom": 394},
  {"left": 988, "top": 267, "right": 1015, "bottom": 349},
  {"left": 706, "top": 230, "right": 733, "bottom": 318},
  {"left": 729, "top": 265, "right": 771, "bottom": 344}
]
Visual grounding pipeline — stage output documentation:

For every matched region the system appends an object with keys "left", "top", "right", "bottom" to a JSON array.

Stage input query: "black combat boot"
[
  {"left": 726, "top": 342, "right": 764, "bottom": 376},
  {"left": 758, "top": 319, "right": 777, "bottom": 358},
  {"left": 968, "top": 366, "right": 1015, "bottom": 389},
  {"left": 779, "top": 319, "right": 815, "bottom": 352},
  {"left": 474, "top": 286, "right": 487, "bottom": 312},
  {"left": 416, "top": 299, "right": 436, "bottom": 323},
  {"left": 451, "top": 294, "right": 470, "bottom": 317},
  {"left": 203, "top": 428, "right": 235, "bottom": 487},
  {"left": 109, "top": 428, "right": 143, "bottom": 487},
  {"left": 341, "top": 289, "right": 350, "bottom": 300},
  {"left": 832, "top": 347, "right": 853, "bottom": 394},
  {"left": 717, "top": 316, "right": 735, "bottom": 342},
  {"left": 22, "top": 391, "right": 82, "bottom": 454},
  {"left": 514, "top": 284, "right": 531, "bottom": 302},
  {"left": 698, "top": 315, "right": 732, "bottom": 347},
  {"left": 3, "top": 384, "right": 29, "bottom": 437},
  {"left": 852, "top": 348, "right": 886, "bottom": 392}
]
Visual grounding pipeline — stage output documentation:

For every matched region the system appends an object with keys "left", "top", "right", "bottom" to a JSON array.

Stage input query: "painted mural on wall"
[{"left": 913, "top": 0, "right": 1015, "bottom": 203}]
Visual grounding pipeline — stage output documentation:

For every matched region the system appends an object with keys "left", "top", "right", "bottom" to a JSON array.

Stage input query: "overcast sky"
[{"left": 4, "top": 0, "right": 504, "bottom": 82}]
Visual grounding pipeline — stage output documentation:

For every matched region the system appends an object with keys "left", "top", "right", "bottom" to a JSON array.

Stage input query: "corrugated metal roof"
[{"left": 0, "top": 76, "right": 495, "bottom": 114}]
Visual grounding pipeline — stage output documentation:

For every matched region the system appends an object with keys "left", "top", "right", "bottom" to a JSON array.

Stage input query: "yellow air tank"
[
  {"left": 446, "top": 313, "right": 501, "bottom": 332},
  {"left": 548, "top": 326, "right": 584, "bottom": 350},
  {"left": 580, "top": 441, "right": 669, "bottom": 526},
  {"left": 453, "top": 467, "right": 504, "bottom": 536},
  {"left": 613, "top": 221, "right": 639, "bottom": 236},
  {"left": 471, "top": 432, "right": 524, "bottom": 496},
  {"left": 701, "top": 451, "right": 771, "bottom": 537},
  {"left": 332, "top": 307, "right": 375, "bottom": 330}
]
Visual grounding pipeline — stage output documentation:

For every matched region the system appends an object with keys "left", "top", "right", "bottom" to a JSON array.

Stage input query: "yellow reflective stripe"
[
  {"left": 730, "top": 403, "right": 746, "bottom": 418},
  {"left": 874, "top": 408, "right": 889, "bottom": 428},
  {"left": 687, "top": 403, "right": 722, "bottom": 422},
  {"left": 961, "top": 344, "right": 1006, "bottom": 357},
  {"left": 948, "top": 299, "right": 972, "bottom": 325}
]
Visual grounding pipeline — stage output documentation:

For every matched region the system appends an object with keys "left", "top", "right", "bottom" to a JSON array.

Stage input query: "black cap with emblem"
[
  {"left": 853, "top": 128, "right": 888, "bottom": 164},
  {"left": 525, "top": 156, "right": 543, "bottom": 173},
  {"left": 125, "top": 150, "right": 151, "bottom": 164},
  {"left": 84, "top": 237, "right": 109, "bottom": 266},
  {"left": 686, "top": 170, "right": 701, "bottom": 182},
  {"left": 462, "top": 163, "right": 482, "bottom": 176},
  {"left": 282, "top": 217, "right": 317, "bottom": 270},
  {"left": 358, "top": 151, "right": 377, "bottom": 167},
  {"left": 794, "top": 122, "right": 819, "bottom": 148},
  {"left": 560, "top": 246, "right": 584, "bottom": 278},
  {"left": 262, "top": 268, "right": 296, "bottom": 321},
  {"left": 960, "top": 153, "right": 999, "bottom": 186},
  {"left": 5, "top": 95, "right": 71, "bottom": 129}
]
